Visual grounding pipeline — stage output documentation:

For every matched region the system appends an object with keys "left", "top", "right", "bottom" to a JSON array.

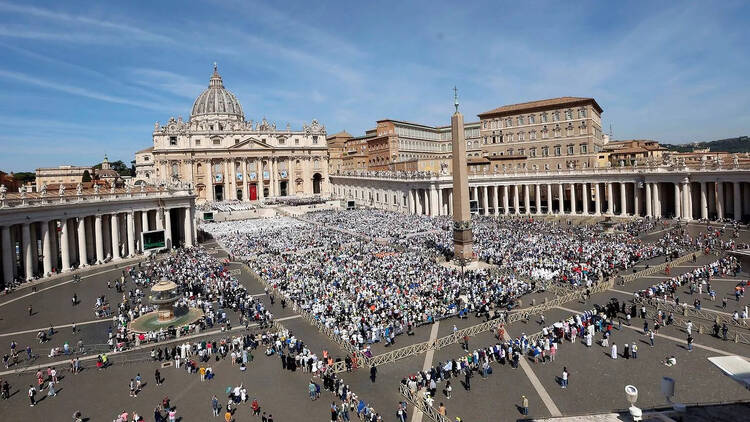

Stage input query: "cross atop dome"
[{"left": 209, "top": 62, "right": 223, "bottom": 88}]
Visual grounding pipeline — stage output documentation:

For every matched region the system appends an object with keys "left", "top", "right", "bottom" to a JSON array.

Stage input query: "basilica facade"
[{"left": 134, "top": 66, "right": 329, "bottom": 202}]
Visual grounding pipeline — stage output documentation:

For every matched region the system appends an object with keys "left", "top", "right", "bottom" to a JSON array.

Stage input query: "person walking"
[
  {"left": 649, "top": 330, "right": 655, "bottom": 347},
  {"left": 520, "top": 395, "right": 529, "bottom": 416},
  {"left": 155, "top": 369, "right": 161, "bottom": 386},
  {"left": 212, "top": 395, "right": 220, "bottom": 417},
  {"left": 687, "top": 334, "right": 694, "bottom": 352},
  {"left": 631, "top": 342, "right": 638, "bottom": 359},
  {"left": 47, "top": 380, "right": 56, "bottom": 397},
  {"left": 561, "top": 367, "right": 568, "bottom": 388},
  {"left": 28, "top": 385, "right": 36, "bottom": 407}
]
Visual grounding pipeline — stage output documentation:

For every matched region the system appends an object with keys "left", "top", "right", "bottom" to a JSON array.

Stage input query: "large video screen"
[{"left": 142, "top": 230, "right": 166, "bottom": 251}]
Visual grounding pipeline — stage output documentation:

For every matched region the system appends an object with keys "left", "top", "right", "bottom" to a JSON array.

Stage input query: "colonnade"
[
  {"left": 1, "top": 194, "right": 196, "bottom": 287},
  {"left": 332, "top": 177, "right": 750, "bottom": 221}
]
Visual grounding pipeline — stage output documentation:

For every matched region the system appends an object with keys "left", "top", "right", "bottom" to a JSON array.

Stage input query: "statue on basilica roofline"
[
  {"left": 19, "top": 185, "right": 26, "bottom": 198},
  {"left": 0, "top": 184, "right": 6, "bottom": 201},
  {"left": 40, "top": 183, "right": 47, "bottom": 197},
  {"left": 94, "top": 183, "right": 100, "bottom": 195},
  {"left": 58, "top": 184, "right": 65, "bottom": 197},
  {"left": 76, "top": 183, "right": 83, "bottom": 196}
]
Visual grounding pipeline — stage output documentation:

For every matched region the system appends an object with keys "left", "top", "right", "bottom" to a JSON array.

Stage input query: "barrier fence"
[
  {"left": 399, "top": 383, "right": 452, "bottom": 422},
  {"left": 620, "top": 250, "right": 707, "bottom": 284},
  {"left": 635, "top": 296, "right": 750, "bottom": 328}
]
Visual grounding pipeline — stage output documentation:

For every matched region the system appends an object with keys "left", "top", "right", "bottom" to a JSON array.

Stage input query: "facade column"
[
  {"left": 700, "top": 182, "right": 708, "bottom": 220},
  {"left": 733, "top": 182, "right": 742, "bottom": 221},
  {"left": 242, "top": 160, "right": 249, "bottom": 201},
  {"left": 257, "top": 160, "right": 265, "bottom": 201},
  {"left": 558, "top": 184, "right": 564, "bottom": 214},
  {"left": 673, "top": 182, "right": 681, "bottom": 219},
  {"left": 569, "top": 183, "right": 576, "bottom": 215},
  {"left": 223, "top": 160, "right": 230, "bottom": 200},
  {"left": 60, "top": 219, "right": 71, "bottom": 272},
  {"left": 22, "top": 223, "right": 33, "bottom": 280},
  {"left": 164, "top": 209, "right": 173, "bottom": 249},
  {"left": 535, "top": 185, "right": 542, "bottom": 215},
  {"left": 110, "top": 214, "right": 121, "bottom": 260},
  {"left": 546, "top": 184, "right": 553, "bottom": 215},
  {"left": 503, "top": 185, "right": 509, "bottom": 215},
  {"left": 653, "top": 183, "right": 661, "bottom": 218},
  {"left": 523, "top": 184, "right": 530, "bottom": 215},
  {"left": 206, "top": 161, "right": 214, "bottom": 202},
  {"left": 77, "top": 218, "right": 87, "bottom": 267},
  {"left": 581, "top": 183, "right": 589, "bottom": 215},
  {"left": 127, "top": 212, "right": 136, "bottom": 257},
  {"left": 95, "top": 215, "right": 104, "bottom": 264},
  {"left": 645, "top": 183, "right": 652, "bottom": 217},
  {"left": 184, "top": 208, "right": 194, "bottom": 247},
  {"left": 1, "top": 226, "right": 13, "bottom": 285},
  {"left": 606, "top": 182, "right": 614, "bottom": 215},
  {"left": 620, "top": 182, "right": 627, "bottom": 216},
  {"left": 513, "top": 185, "right": 520, "bottom": 215},
  {"left": 142, "top": 210, "right": 149, "bottom": 233}
]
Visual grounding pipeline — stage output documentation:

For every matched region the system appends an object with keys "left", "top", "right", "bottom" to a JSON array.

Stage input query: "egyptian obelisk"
[{"left": 451, "top": 87, "right": 474, "bottom": 261}]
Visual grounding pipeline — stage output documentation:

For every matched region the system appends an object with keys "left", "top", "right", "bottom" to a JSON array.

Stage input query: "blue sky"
[{"left": 0, "top": 1, "right": 748, "bottom": 172}]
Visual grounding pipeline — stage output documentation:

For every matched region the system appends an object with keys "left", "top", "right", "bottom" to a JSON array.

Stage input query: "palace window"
[
  {"left": 529, "top": 115, "right": 535, "bottom": 124},
  {"left": 579, "top": 108, "right": 587, "bottom": 118},
  {"left": 552, "top": 111, "right": 560, "bottom": 122},
  {"left": 508, "top": 148, "right": 514, "bottom": 156},
  {"left": 567, "top": 145, "right": 574, "bottom": 155},
  {"left": 518, "top": 148, "right": 525, "bottom": 156},
  {"left": 506, "top": 118, "right": 512, "bottom": 127},
  {"left": 554, "top": 146, "right": 561, "bottom": 156},
  {"left": 542, "top": 146, "right": 549, "bottom": 157},
  {"left": 580, "top": 144, "right": 588, "bottom": 154},
  {"left": 541, "top": 113, "right": 548, "bottom": 123},
  {"left": 530, "top": 130, "right": 537, "bottom": 140},
  {"left": 565, "top": 110, "right": 572, "bottom": 120},
  {"left": 566, "top": 126, "right": 573, "bottom": 137},
  {"left": 517, "top": 116, "right": 524, "bottom": 125},
  {"left": 529, "top": 147, "right": 537, "bottom": 157},
  {"left": 519, "top": 132, "right": 525, "bottom": 141}
]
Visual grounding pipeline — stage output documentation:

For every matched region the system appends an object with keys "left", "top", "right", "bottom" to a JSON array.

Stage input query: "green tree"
[{"left": 82, "top": 170, "right": 92, "bottom": 182}]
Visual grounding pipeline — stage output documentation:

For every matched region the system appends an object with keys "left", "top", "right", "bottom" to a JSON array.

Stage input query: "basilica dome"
[{"left": 190, "top": 65, "right": 244, "bottom": 122}]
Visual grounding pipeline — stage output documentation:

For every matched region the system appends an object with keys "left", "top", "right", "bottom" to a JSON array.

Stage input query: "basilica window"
[
  {"left": 295, "top": 139, "right": 300, "bottom": 145},
  {"left": 169, "top": 136, "right": 177, "bottom": 146},
  {"left": 279, "top": 138, "right": 285, "bottom": 145},
  {"left": 213, "top": 139, "right": 221, "bottom": 145},
  {"left": 171, "top": 163, "right": 179, "bottom": 176},
  {"left": 313, "top": 136, "right": 319, "bottom": 144},
  {"left": 195, "top": 139, "right": 201, "bottom": 146}
]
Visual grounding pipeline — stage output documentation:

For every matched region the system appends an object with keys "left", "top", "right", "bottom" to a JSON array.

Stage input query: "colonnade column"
[
  {"left": 60, "top": 218, "right": 71, "bottom": 272},
  {"left": 674, "top": 182, "right": 681, "bottom": 219},
  {"left": 407, "top": 189, "right": 415, "bottom": 215},
  {"left": 594, "top": 183, "right": 601, "bottom": 216},
  {"left": 521, "top": 185, "right": 528, "bottom": 215},
  {"left": 111, "top": 214, "right": 121, "bottom": 261},
  {"left": 94, "top": 215, "right": 104, "bottom": 264},
  {"left": 503, "top": 185, "right": 509, "bottom": 215},
  {"left": 546, "top": 184, "right": 553, "bottom": 215},
  {"left": 164, "top": 209, "right": 173, "bottom": 249},
  {"left": 569, "top": 183, "right": 576, "bottom": 215},
  {"left": 606, "top": 183, "right": 614, "bottom": 215},
  {"left": 620, "top": 182, "right": 627, "bottom": 216},
  {"left": 492, "top": 186, "right": 499, "bottom": 216},
  {"left": 652, "top": 183, "right": 661, "bottom": 218},
  {"left": 513, "top": 185, "right": 520, "bottom": 215},
  {"left": 645, "top": 183, "right": 652, "bottom": 217},
  {"left": 40, "top": 221, "right": 52, "bottom": 275},
  {"left": 700, "top": 182, "right": 708, "bottom": 220},
  {"left": 535, "top": 185, "right": 542, "bottom": 215},
  {"left": 558, "top": 184, "right": 564, "bottom": 214},
  {"left": 683, "top": 181, "right": 692, "bottom": 220},
  {"left": 1, "top": 226, "right": 13, "bottom": 284},
  {"left": 716, "top": 181, "right": 724, "bottom": 219},
  {"left": 184, "top": 208, "right": 194, "bottom": 248},
  {"left": 448, "top": 189, "right": 453, "bottom": 216},
  {"left": 581, "top": 183, "right": 589, "bottom": 215},
  {"left": 733, "top": 182, "right": 742, "bottom": 220},
  {"left": 127, "top": 212, "right": 135, "bottom": 257},
  {"left": 77, "top": 218, "right": 87, "bottom": 267},
  {"left": 431, "top": 187, "right": 440, "bottom": 217},
  {"left": 633, "top": 183, "right": 640, "bottom": 217},
  {"left": 744, "top": 183, "right": 750, "bottom": 216},
  {"left": 22, "top": 223, "right": 33, "bottom": 280}
]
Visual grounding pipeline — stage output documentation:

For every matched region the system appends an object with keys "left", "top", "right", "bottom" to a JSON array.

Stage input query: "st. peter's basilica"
[{"left": 134, "top": 65, "right": 329, "bottom": 202}]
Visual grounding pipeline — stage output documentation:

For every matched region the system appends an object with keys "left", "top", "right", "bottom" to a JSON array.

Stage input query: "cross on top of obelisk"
[{"left": 453, "top": 86, "right": 459, "bottom": 112}]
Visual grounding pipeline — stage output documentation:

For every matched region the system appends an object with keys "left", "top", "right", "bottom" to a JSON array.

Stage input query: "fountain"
[{"left": 128, "top": 278, "right": 204, "bottom": 334}]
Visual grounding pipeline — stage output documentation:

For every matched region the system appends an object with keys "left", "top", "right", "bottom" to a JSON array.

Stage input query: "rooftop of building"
[{"left": 478, "top": 96, "right": 603, "bottom": 117}]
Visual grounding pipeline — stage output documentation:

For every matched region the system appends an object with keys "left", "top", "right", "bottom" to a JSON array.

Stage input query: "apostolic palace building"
[{"left": 133, "top": 65, "right": 330, "bottom": 202}]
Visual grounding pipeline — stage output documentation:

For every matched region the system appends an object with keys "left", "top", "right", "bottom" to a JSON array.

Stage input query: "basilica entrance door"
[
  {"left": 214, "top": 185, "right": 224, "bottom": 202},
  {"left": 249, "top": 184, "right": 257, "bottom": 201}
]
